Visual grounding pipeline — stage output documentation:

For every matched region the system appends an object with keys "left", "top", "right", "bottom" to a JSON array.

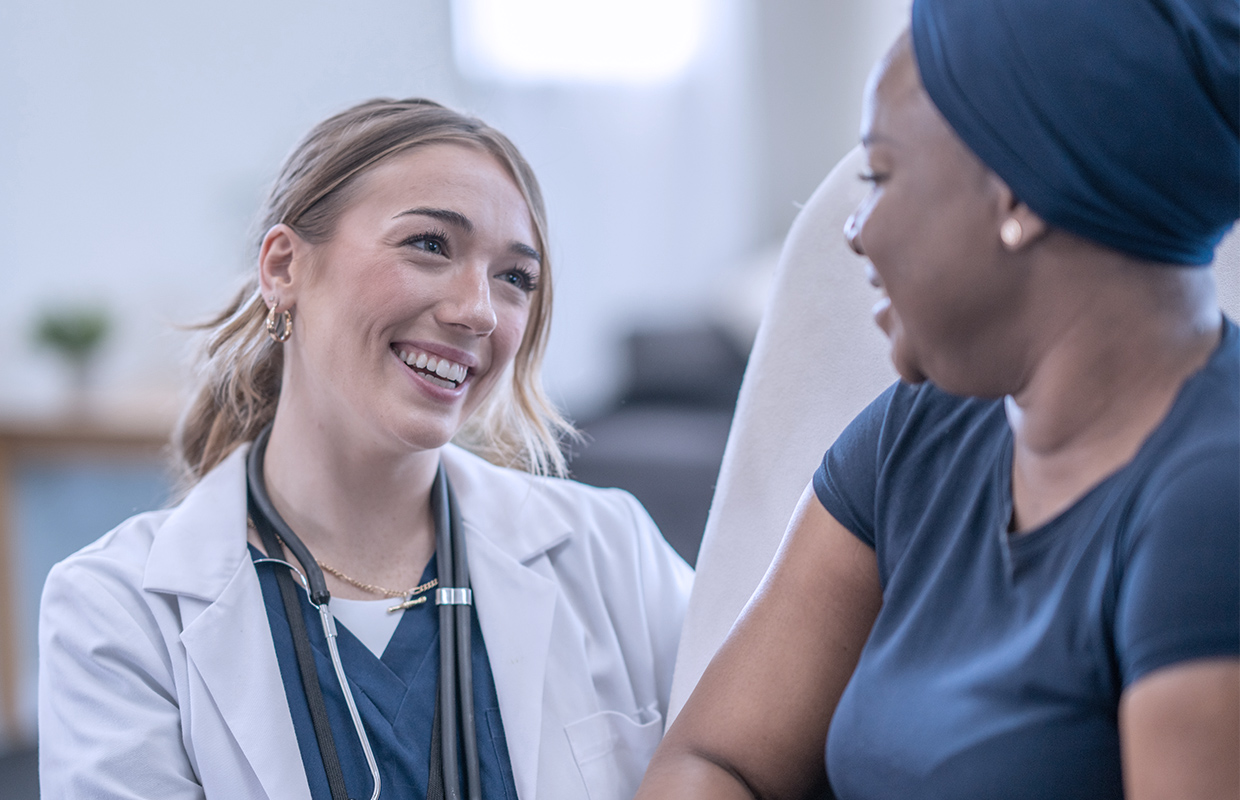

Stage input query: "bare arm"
[
  {"left": 637, "top": 484, "right": 883, "bottom": 799},
  {"left": 1120, "top": 658, "right": 1239, "bottom": 800}
]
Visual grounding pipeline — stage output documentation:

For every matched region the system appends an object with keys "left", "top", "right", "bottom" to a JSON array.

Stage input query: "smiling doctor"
[{"left": 38, "top": 98, "right": 692, "bottom": 800}]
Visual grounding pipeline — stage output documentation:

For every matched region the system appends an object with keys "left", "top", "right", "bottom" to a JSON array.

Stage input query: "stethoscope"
[{"left": 246, "top": 424, "right": 482, "bottom": 800}]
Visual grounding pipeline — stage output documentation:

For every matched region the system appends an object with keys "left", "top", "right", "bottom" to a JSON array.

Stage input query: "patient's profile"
[{"left": 638, "top": 0, "right": 1238, "bottom": 796}]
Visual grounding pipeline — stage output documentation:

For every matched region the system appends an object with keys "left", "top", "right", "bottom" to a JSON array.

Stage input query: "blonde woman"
[{"left": 39, "top": 99, "right": 692, "bottom": 800}]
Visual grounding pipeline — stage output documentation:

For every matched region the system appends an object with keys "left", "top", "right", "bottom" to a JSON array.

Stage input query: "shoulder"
[
  {"left": 1130, "top": 320, "right": 1239, "bottom": 527},
  {"left": 39, "top": 508, "right": 185, "bottom": 698},
  {"left": 44, "top": 508, "right": 173, "bottom": 603},
  {"left": 1110, "top": 329, "right": 1240, "bottom": 681},
  {"left": 820, "top": 381, "right": 1006, "bottom": 512},
  {"left": 442, "top": 444, "right": 692, "bottom": 596},
  {"left": 1127, "top": 433, "right": 1238, "bottom": 549},
  {"left": 44, "top": 444, "right": 251, "bottom": 620},
  {"left": 833, "top": 380, "right": 1004, "bottom": 462},
  {"left": 443, "top": 444, "right": 666, "bottom": 542}
]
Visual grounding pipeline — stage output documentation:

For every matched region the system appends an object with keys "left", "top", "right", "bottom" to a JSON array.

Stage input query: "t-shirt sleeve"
[
  {"left": 1114, "top": 445, "right": 1240, "bottom": 688},
  {"left": 813, "top": 382, "right": 903, "bottom": 548}
]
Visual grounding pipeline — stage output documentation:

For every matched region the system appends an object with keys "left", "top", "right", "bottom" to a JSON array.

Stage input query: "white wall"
[
  {"left": 458, "top": 0, "right": 762, "bottom": 412},
  {"left": 0, "top": 0, "right": 462, "bottom": 418},
  {"left": 0, "top": 0, "right": 909, "bottom": 420},
  {"left": 752, "top": 0, "right": 910, "bottom": 238}
]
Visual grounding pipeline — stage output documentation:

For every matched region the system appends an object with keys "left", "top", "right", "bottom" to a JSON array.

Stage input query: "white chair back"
[{"left": 667, "top": 146, "right": 896, "bottom": 722}]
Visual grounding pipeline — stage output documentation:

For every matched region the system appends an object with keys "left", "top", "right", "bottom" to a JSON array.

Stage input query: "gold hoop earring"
[
  {"left": 1000, "top": 218, "right": 1024, "bottom": 248},
  {"left": 266, "top": 304, "right": 293, "bottom": 343}
]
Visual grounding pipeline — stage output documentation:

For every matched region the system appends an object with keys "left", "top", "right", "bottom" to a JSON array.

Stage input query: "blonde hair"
[{"left": 174, "top": 98, "right": 573, "bottom": 488}]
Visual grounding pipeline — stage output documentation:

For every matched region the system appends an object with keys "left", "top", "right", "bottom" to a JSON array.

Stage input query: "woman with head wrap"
[{"left": 636, "top": 0, "right": 1238, "bottom": 797}]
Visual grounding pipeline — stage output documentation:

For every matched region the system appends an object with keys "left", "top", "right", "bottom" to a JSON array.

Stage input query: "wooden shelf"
[{"left": 0, "top": 408, "right": 175, "bottom": 742}]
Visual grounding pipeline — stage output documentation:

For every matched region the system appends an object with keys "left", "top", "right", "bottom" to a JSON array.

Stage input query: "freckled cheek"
[{"left": 492, "top": 313, "right": 529, "bottom": 367}]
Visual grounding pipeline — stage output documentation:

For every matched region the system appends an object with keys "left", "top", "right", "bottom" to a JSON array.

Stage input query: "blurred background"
[{"left": 0, "top": 0, "right": 907, "bottom": 788}]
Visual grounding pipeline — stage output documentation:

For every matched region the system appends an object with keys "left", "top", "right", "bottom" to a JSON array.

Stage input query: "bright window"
[{"left": 452, "top": 0, "right": 710, "bottom": 83}]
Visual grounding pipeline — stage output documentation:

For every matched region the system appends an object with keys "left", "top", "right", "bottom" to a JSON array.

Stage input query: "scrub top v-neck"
[{"left": 251, "top": 548, "right": 519, "bottom": 800}]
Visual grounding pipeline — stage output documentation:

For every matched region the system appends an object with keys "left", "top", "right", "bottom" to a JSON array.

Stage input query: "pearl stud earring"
[{"left": 1000, "top": 218, "right": 1024, "bottom": 248}]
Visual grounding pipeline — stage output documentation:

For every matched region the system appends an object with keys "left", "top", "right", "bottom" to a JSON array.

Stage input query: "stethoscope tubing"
[
  {"left": 248, "top": 426, "right": 382, "bottom": 800},
  {"left": 320, "top": 602, "right": 383, "bottom": 799},
  {"left": 248, "top": 427, "right": 332, "bottom": 607},
  {"left": 434, "top": 466, "right": 461, "bottom": 800},
  {"left": 247, "top": 424, "right": 483, "bottom": 800},
  {"left": 448, "top": 478, "right": 482, "bottom": 800}
]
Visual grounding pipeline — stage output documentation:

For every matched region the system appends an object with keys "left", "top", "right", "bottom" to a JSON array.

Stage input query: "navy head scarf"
[{"left": 911, "top": 0, "right": 1239, "bottom": 266}]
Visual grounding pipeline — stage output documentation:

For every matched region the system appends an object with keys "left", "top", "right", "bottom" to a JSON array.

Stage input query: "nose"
[
  {"left": 438, "top": 266, "right": 497, "bottom": 335},
  {"left": 843, "top": 211, "right": 866, "bottom": 256}
]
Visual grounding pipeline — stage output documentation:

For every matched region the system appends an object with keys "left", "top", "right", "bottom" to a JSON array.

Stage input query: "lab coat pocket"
[{"left": 564, "top": 702, "right": 663, "bottom": 800}]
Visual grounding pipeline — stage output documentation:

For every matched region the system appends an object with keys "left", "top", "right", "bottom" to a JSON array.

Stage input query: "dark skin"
[{"left": 636, "top": 32, "right": 1238, "bottom": 800}]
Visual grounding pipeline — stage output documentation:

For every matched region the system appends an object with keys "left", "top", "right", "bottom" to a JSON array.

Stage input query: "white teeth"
[
  {"left": 397, "top": 347, "right": 469, "bottom": 385},
  {"left": 422, "top": 373, "right": 456, "bottom": 389}
]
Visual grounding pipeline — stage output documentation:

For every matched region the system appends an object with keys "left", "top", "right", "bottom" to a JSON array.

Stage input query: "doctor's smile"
[
  {"left": 393, "top": 344, "right": 473, "bottom": 390},
  {"left": 38, "top": 98, "right": 692, "bottom": 800}
]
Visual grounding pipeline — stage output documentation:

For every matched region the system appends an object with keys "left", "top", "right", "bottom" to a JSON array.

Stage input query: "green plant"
[{"left": 33, "top": 306, "right": 111, "bottom": 364}]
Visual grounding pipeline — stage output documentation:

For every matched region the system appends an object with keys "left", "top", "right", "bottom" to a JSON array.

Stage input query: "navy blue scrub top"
[{"left": 252, "top": 548, "right": 519, "bottom": 800}]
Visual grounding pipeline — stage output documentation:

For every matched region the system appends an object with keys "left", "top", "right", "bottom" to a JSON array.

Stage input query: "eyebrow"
[
  {"left": 511, "top": 242, "right": 543, "bottom": 265},
  {"left": 396, "top": 206, "right": 474, "bottom": 232},
  {"left": 397, "top": 206, "right": 542, "bottom": 265}
]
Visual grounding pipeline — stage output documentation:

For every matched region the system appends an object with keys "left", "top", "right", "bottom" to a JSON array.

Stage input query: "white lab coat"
[{"left": 38, "top": 443, "right": 692, "bottom": 800}]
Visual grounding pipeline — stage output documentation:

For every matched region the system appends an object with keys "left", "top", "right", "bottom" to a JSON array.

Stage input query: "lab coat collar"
[
  {"left": 179, "top": 553, "right": 312, "bottom": 800},
  {"left": 143, "top": 443, "right": 310, "bottom": 800},
  {"left": 439, "top": 444, "right": 574, "bottom": 563},
  {"left": 144, "top": 443, "right": 573, "bottom": 598},
  {"left": 143, "top": 442, "right": 573, "bottom": 800},
  {"left": 144, "top": 444, "right": 251, "bottom": 600}
]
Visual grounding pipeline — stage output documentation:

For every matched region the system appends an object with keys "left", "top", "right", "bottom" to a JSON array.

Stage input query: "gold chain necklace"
[
  {"left": 248, "top": 516, "right": 436, "bottom": 612},
  {"left": 315, "top": 559, "right": 438, "bottom": 603}
]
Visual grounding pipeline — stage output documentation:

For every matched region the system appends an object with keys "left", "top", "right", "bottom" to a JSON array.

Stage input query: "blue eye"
[
  {"left": 403, "top": 228, "right": 450, "bottom": 256},
  {"left": 501, "top": 267, "right": 539, "bottom": 293}
]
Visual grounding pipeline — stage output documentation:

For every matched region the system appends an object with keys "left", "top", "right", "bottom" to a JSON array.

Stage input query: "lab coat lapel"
[
  {"left": 443, "top": 446, "right": 569, "bottom": 800},
  {"left": 180, "top": 561, "right": 310, "bottom": 800},
  {"left": 466, "top": 524, "right": 559, "bottom": 800},
  {"left": 145, "top": 446, "right": 310, "bottom": 799}
]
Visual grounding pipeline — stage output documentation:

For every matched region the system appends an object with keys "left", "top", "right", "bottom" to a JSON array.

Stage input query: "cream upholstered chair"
[
  {"left": 666, "top": 146, "right": 894, "bottom": 722},
  {"left": 666, "top": 146, "right": 1240, "bottom": 724}
]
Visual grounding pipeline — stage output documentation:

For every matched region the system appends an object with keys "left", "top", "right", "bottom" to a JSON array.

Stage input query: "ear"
[
  {"left": 258, "top": 224, "right": 311, "bottom": 308},
  {"left": 995, "top": 182, "right": 1047, "bottom": 252}
]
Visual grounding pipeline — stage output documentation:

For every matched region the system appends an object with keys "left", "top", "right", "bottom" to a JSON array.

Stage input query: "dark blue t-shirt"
[
  {"left": 253, "top": 551, "right": 519, "bottom": 800},
  {"left": 813, "top": 319, "right": 1240, "bottom": 799}
]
